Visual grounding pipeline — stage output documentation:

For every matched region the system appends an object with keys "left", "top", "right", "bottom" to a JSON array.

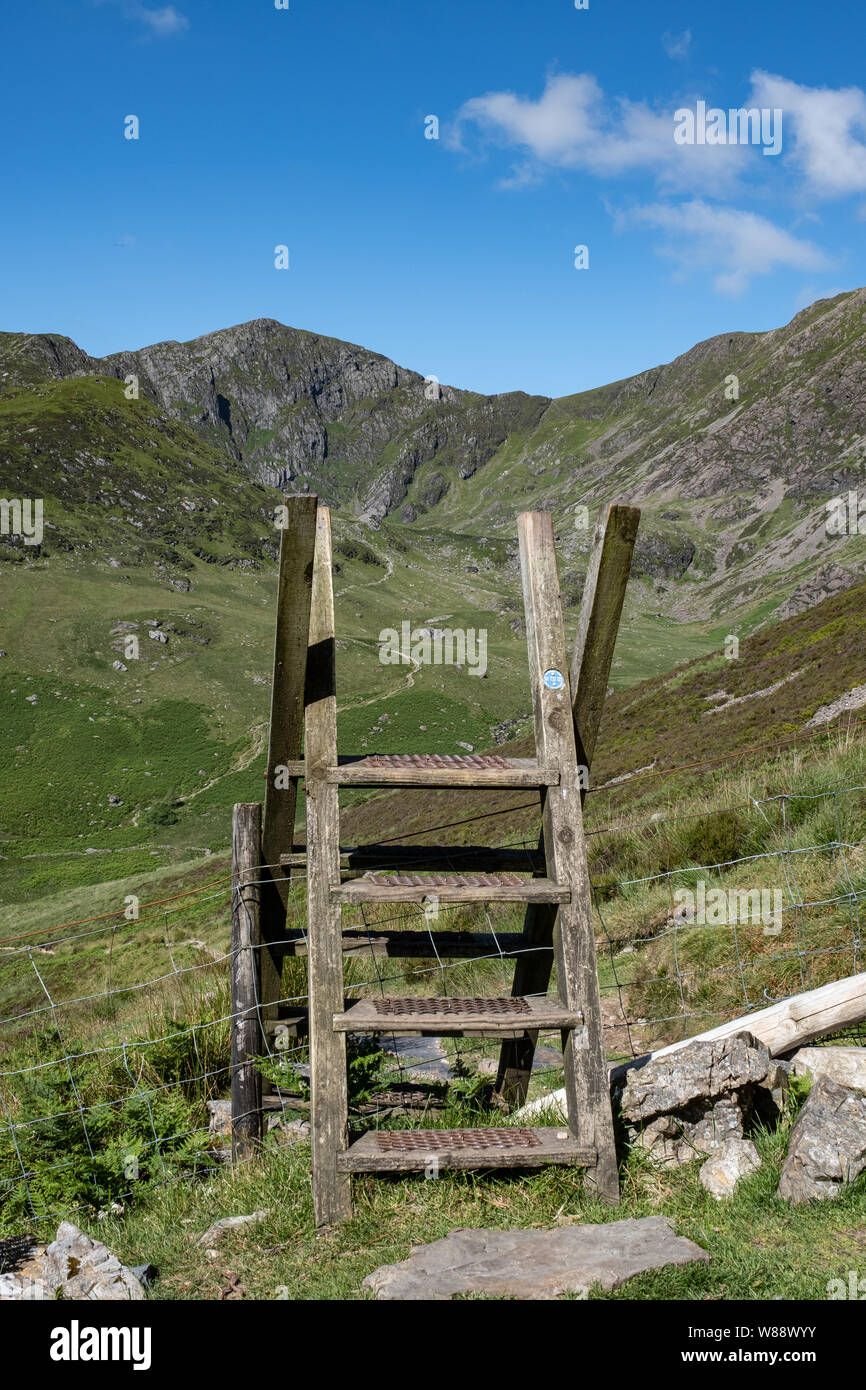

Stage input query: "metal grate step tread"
[
  {"left": 337, "top": 1126, "right": 595, "bottom": 1171},
  {"left": 332, "top": 994, "right": 582, "bottom": 1035}
]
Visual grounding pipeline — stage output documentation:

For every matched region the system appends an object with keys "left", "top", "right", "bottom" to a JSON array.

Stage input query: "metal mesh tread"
[
  {"left": 377, "top": 1127, "right": 540, "bottom": 1151},
  {"left": 332, "top": 994, "right": 583, "bottom": 1035},
  {"left": 359, "top": 753, "right": 514, "bottom": 769},
  {"left": 361, "top": 871, "right": 525, "bottom": 888},
  {"left": 337, "top": 1126, "right": 597, "bottom": 1172},
  {"left": 373, "top": 995, "right": 531, "bottom": 1017}
]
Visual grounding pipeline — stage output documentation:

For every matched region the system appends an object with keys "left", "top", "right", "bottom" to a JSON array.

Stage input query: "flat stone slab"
[{"left": 362, "top": 1215, "right": 710, "bottom": 1300}]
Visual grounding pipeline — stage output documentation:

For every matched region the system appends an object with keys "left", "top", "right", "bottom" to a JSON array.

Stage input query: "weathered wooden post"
[
  {"left": 259, "top": 494, "right": 318, "bottom": 1075},
  {"left": 231, "top": 801, "right": 264, "bottom": 1161},
  {"left": 304, "top": 507, "right": 352, "bottom": 1226},
  {"left": 494, "top": 504, "right": 640, "bottom": 1115}
]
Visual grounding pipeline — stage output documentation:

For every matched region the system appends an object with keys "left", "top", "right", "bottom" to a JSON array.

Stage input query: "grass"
[
  {"left": 2, "top": 722, "right": 864, "bottom": 1305},
  {"left": 58, "top": 1105, "right": 866, "bottom": 1301}
]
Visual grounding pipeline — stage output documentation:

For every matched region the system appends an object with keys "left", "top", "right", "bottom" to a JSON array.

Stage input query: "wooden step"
[
  {"left": 276, "top": 930, "right": 541, "bottom": 959},
  {"left": 325, "top": 754, "right": 559, "bottom": 788},
  {"left": 337, "top": 1126, "right": 595, "bottom": 1171},
  {"left": 333, "top": 994, "right": 582, "bottom": 1036},
  {"left": 331, "top": 872, "right": 569, "bottom": 905},
  {"left": 280, "top": 844, "right": 547, "bottom": 875}
]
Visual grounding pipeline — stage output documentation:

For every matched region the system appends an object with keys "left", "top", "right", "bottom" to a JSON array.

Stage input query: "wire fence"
[{"left": 2, "top": 754, "right": 865, "bottom": 1230}]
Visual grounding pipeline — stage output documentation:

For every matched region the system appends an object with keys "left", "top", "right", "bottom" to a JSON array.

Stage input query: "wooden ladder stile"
[{"left": 297, "top": 503, "right": 639, "bottom": 1225}]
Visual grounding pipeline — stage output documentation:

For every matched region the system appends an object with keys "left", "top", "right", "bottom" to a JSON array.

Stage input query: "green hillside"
[{"left": 2, "top": 292, "right": 866, "bottom": 917}]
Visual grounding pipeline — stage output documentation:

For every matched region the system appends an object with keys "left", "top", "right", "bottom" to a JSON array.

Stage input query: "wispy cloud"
[
  {"left": 135, "top": 5, "right": 188, "bottom": 36},
  {"left": 449, "top": 73, "right": 744, "bottom": 195},
  {"left": 750, "top": 70, "right": 866, "bottom": 196},
  {"left": 626, "top": 200, "right": 831, "bottom": 295},
  {"left": 663, "top": 29, "right": 692, "bottom": 61},
  {"left": 95, "top": 1, "right": 189, "bottom": 37}
]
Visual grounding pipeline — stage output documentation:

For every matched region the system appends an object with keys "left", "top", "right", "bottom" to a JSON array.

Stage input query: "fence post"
[
  {"left": 231, "top": 801, "right": 263, "bottom": 1160},
  {"left": 259, "top": 494, "right": 318, "bottom": 1090}
]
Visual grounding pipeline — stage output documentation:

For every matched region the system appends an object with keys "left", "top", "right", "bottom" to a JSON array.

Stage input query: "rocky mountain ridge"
[{"left": 2, "top": 287, "right": 865, "bottom": 624}]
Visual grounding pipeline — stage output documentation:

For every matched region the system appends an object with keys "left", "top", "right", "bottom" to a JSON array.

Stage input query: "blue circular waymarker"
[{"left": 542, "top": 668, "right": 565, "bottom": 691}]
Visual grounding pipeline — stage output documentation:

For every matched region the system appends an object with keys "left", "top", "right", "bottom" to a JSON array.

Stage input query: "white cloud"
[
  {"left": 95, "top": 1, "right": 189, "bottom": 36},
  {"left": 626, "top": 200, "right": 831, "bottom": 295},
  {"left": 450, "top": 73, "right": 744, "bottom": 194},
  {"left": 663, "top": 29, "right": 692, "bottom": 60},
  {"left": 134, "top": 5, "right": 188, "bottom": 35},
  {"left": 750, "top": 70, "right": 866, "bottom": 196},
  {"left": 452, "top": 68, "right": 866, "bottom": 205},
  {"left": 450, "top": 73, "right": 603, "bottom": 165}
]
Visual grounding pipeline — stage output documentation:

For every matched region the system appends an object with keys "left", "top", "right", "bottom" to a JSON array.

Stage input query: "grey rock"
[
  {"left": 363, "top": 1216, "right": 710, "bottom": 1300},
  {"left": 774, "top": 564, "right": 859, "bottom": 621},
  {"left": 38, "top": 1222, "right": 145, "bottom": 1300},
  {"left": 622, "top": 1032, "right": 779, "bottom": 1118},
  {"left": 621, "top": 1032, "right": 787, "bottom": 1166},
  {"left": 0, "top": 1273, "right": 48, "bottom": 1300},
  {"left": 789, "top": 1046, "right": 866, "bottom": 1093},
  {"left": 632, "top": 1095, "right": 745, "bottom": 1166},
  {"left": 206, "top": 1098, "right": 232, "bottom": 1162},
  {"left": 196, "top": 1211, "right": 269, "bottom": 1247},
  {"left": 148, "top": 629, "right": 168, "bottom": 643},
  {"left": 0, "top": 1236, "right": 47, "bottom": 1300},
  {"left": 632, "top": 528, "right": 696, "bottom": 581},
  {"left": 700, "top": 1138, "right": 762, "bottom": 1199},
  {"left": 778, "top": 1077, "right": 866, "bottom": 1204},
  {"left": 112, "top": 660, "right": 127, "bottom": 672},
  {"left": 270, "top": 1117, "right": 311, "bottom": 1146}
]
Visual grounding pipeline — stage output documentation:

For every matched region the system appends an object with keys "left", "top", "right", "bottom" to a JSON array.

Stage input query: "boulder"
[
  {"left": 778, "top": 1077, "right": 866, "bottom": 1204},
  {"left": 620, "top": 1031, "right": 787, "bottom": 1166},
  {"left": 2, "top": 1223, "right": 149, "bottom": 1301},
  {"left": 788, "top": 1046, "right": 866, "bottom": 1094},
  {"left": 700, "top": 1138, "right": 761, "bottom": 1199},
  {"left": 363, "top": 1216, "right": 709, "bottom": 1300}
]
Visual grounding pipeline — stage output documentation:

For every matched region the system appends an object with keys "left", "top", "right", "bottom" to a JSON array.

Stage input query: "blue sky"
[{"left": 2, "top": 0, "right": 865, "bottom": 396}]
